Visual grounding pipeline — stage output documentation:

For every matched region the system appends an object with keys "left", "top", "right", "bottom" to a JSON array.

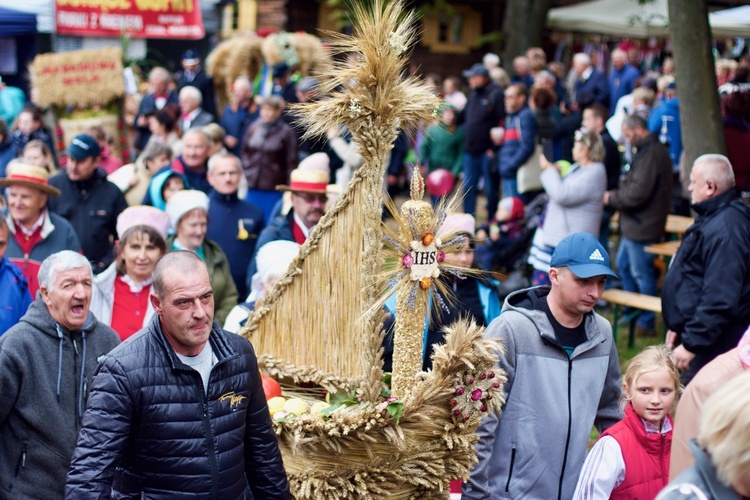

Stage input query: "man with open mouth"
[{"left": 0, "top": 250, "right": 120, "bottom": 498}]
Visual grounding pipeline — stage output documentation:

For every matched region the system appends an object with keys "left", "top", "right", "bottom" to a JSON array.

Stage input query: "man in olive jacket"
[{"left": 66, "top": 251, "right": 289, "bottom": 499}]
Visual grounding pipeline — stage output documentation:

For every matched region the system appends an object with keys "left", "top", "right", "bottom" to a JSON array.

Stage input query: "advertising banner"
[{"left": 55, "top": 0, "right": 204, "bottom": 39}]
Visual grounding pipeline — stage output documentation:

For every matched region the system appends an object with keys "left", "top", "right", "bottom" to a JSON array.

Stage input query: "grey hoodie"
[
  {"left": 463, "top": 287, "right": 622, "bottom": 500},
  {"left": 0, "top": 299, "right": 120, "bottom": 499}
]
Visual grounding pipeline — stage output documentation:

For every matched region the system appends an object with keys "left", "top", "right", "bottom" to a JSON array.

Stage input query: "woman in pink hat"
[{"left": 90, "top": 206, "right": 170, "bottom": 340}]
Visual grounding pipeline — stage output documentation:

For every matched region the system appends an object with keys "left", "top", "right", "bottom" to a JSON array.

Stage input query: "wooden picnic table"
[
  {"left": 665, "top": 215, "right": 694, "bottom": 235},
  {"left": 645, "top": 240, "right": 681, "bottom": 258}
]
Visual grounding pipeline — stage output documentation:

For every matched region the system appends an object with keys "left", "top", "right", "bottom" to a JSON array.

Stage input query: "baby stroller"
[{"left": 484, "top": 193, "right": 548, "bottom": 300}]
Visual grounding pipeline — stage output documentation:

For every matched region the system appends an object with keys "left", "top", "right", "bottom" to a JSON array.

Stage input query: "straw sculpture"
[
  {"left": 238, "top": 0, "right": 507, "bottom": 496},
  {"left": 206, "top": 33, "right": 332, "bottom": 111}
]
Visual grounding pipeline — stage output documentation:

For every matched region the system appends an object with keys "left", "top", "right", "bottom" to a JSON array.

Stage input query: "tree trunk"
[
  {"left": 502, "top": 0, "right": 552, "bottom": 73},
  {"left": 667, "top": 0, "right": 726, "bottom": 175}
]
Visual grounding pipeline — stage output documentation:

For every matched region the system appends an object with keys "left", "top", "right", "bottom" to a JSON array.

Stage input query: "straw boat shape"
[{"left": 238, "top": 1, "right": 506, "bottom": 496}]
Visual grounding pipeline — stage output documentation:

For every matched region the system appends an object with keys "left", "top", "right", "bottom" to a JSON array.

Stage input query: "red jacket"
[{"left": 600, "top": 404, "right": 672, "bottom": 500}]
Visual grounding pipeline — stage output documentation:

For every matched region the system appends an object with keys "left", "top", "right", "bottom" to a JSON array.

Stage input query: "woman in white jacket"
[{"left": 90, "top": 206, "right": 170, "bottom": 340}]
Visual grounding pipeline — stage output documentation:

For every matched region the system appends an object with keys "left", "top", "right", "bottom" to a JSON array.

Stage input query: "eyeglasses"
[{"left": 294, "top": 192, "right": 328, "bottom": 203}]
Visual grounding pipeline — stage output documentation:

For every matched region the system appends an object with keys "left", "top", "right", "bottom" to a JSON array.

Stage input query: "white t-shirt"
[{"left": 176, "top": 341, "right": 217, "bottom": 394}]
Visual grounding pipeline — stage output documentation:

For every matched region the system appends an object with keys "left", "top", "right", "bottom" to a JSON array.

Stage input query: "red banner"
[{"left": 55, "top": 0, "right": 205, "bottom": 40}]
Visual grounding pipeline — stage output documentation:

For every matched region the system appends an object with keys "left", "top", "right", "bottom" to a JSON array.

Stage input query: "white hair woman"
[{"left": 222, "top": 240, "right": 301, "bottom": 334}]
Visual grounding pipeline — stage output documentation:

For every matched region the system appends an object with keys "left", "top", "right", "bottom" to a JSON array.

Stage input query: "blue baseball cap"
[
  {"left": 462, "top": 63, "right": 489, "bottom": 79},
  {"left": 550, "top": 232, "right": 618, "bottom": 279},
  {"left": 65, "top": 134, "right": 101, "bottom": 161},
  {"left": 181, "top": 49, "right": 200, "bottom": 65}
]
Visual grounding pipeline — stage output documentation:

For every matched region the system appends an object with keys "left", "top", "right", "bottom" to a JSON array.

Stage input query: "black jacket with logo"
[
  {"left": 66, "top": 315, "right": 290, "bottom": 499},
  {"left": 48, "top": 167, "right": 128, "bottom": 274}
]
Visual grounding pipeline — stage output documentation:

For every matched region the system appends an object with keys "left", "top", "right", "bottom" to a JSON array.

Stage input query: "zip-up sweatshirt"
[
  {"left": 463, "top": 286, "right": 622, "bottom": 500},
  {"left": 0, "top": 299, "right": 120, "bottom": 499}
]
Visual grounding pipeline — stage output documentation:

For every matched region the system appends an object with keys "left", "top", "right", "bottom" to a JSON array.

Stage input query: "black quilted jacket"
[{"left": 65, "top": 315, "right": 290, "bottom": 499}]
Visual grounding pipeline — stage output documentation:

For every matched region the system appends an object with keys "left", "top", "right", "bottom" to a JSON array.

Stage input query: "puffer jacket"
[
  {"left": 65, "top": 315, "right": 290, "bottom": 499},
  {"left": 463, "top": 287, "right": 622, "bottom": 500},
  {"left": 662, "top": 189, "right": 750, "bottom": 374},
  {"left": 0, "top": 300, "right": 120, "bottom": 499}
]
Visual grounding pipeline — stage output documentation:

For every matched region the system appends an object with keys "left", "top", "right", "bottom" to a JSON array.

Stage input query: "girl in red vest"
[{"left": 573, "top": 345, "right": 682, "bottom": 499}]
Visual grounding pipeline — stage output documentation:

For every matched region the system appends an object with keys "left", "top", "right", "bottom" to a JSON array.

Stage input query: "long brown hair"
[{"left": 116, "top": 225, "right": 167, "bottom": 276}]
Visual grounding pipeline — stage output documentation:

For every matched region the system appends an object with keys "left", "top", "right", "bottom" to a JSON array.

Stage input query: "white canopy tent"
[{"left": 547, "top": 0, "right": 750, "bottom": 39}]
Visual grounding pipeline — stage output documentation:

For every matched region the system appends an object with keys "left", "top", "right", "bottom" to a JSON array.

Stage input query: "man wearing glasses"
[{"left": 245, "top": 153, "right": 333, "bottom": 289}]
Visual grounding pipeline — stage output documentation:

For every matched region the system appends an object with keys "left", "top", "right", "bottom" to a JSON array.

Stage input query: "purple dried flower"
[
  {"left": 455, "top": 387, "right": 465, "bottom": 396},
  {"left": 471, "top": 389, "right": 483, "bottom": 401},
  {"left": 467, "top": 378, "right": 474, "bottom": 385},
  {"left": 453, "top": 408, "right": 461, "bottom": 416},
  {"left": 478, "top": 373, "right": 487, "bottom": 380},
  {"left": 492, "top": 382, "right": 500, "bottom": 388},
  {"left": 402, "top": 253, "right": 414, "bottom": 268},
  {"left": 480, "top": 405, "right": 487, "bottom": 412},
  {"left": 488, "top": 371, "right": 495, "bottom": 379}
]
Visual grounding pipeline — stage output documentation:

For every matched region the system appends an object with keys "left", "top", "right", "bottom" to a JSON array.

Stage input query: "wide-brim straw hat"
[
  {"left": 276, "top": 168, "right": 338, "bottom": 194},
  {"left": 0, "top": 163, "right": 61, "bottom": 196}
]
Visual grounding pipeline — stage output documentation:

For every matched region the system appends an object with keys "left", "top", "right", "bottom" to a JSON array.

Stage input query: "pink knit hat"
[
  {"left": 438, "top": 213, "right": 476, "bottom": 239},
  {"left": 116, "top": 206, "right": 171, "bottom": 240}
]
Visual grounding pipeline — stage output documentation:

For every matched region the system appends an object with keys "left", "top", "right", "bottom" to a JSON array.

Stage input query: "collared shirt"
[
  {"left": 182, "top": 108, "right": 201, "bottom": 131},
  {"left": 17, "top": 211, "right": 45, "bottom": 237},
  {"left": 581, "top": 66, "right": 594, "bottom": 81},
  {"left": 293, "top": 211, "right": 312, "bottom": 239}
]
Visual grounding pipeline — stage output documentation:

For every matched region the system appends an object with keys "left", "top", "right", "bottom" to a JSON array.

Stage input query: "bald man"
[{"left": 662, "top": 154, "right": 750, "bottom": 383}]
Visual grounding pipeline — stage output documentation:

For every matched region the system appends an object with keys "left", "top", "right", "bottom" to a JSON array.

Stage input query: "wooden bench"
[
  {"left": 665, "top": 215, "right": 694, "bottom": 236},
  {"left": 601, "top": 289, "right": 663, "bottom": 348}
]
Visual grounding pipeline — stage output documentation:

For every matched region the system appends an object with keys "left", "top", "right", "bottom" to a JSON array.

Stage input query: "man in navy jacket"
[
  {"left": 207, "top": 152, "right": 264, "bottom": 299},
  {"left": 572, "top": 53, "right": 610, "bottom": 109}
]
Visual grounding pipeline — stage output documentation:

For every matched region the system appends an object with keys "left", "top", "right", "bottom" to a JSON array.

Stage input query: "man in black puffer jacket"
[
  {"left": 66, "top": 251, "right": 290, "bottom": 499},
  {"left": 662, "top": 154, "right": 750, "bottom": 384}
]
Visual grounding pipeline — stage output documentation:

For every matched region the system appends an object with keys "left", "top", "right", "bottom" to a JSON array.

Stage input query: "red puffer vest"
[{"left": 600, "top": 404, "right": 672, "bottom": 500}]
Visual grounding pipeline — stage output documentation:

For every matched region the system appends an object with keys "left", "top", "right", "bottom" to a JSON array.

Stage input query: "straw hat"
[
  {"left": 0, "top": 162, "right": 61, "bottom": 196},
  {"left": 276, "top": 156, "right": 337, "bottom": 194},
  {"left": 116, "top": 206, "right": 171, "bottom": 240}
]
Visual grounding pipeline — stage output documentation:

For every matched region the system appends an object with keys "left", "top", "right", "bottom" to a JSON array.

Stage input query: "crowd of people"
[{"left": 0, "top": 42, "right": 749, "bottom": 498}]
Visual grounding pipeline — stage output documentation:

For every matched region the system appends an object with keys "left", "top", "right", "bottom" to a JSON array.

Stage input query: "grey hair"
[
  {"left": 182, "top": 127, "right": 210, "bottom": 145},
  {"left": 622, "top": 113, "right": 648, "bottom": 132},
  {"left": 141, "top": 141, "right": 173, "bottom": 165},
  {"left": 152, "top": 251, "right": 206, "bottom": 298},
  {"left": 207, "top": 151, "right": 242, "bottom": 173},
  {"left": 149, "top": 67, "right": 170, "bottom": 83},
  {"left": 179, "top": 85, "right": 203, "bottom": 105},
  {"left": 233, "top": 76, "right": 252, "bottom": 90},
  {"left": 573, "top": 53, "right": 591, "bottom": 66},
  {"left": 38, "top": 251, "right": 92, "bottom": 291},
  {"left": 694, "top": 154, "right": 735, "bottom": 191},
  {"left": 534, "top": 70, "right": 556, "bottom": 85},
  {"left": 581, "top": 129, "right": 606, "bottom": 163}
]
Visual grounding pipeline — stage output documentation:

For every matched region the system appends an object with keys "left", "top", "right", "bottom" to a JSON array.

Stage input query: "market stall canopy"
[
  {"left": 547, "top": 0, "right": 750, "bottom": 38},
  {"left": 0, "top": 0, "right": 49, "bottom": 33},
  {"left": 0, "top": 5, "right": 38, "bottom": 36}
]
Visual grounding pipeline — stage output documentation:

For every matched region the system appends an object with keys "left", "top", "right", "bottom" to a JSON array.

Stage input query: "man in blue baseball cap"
[
  {"left": 47, "top": 134, "right": 127, "bottom": 274},
  {"left": 465, "top": 232, "right": 622, "bottom": 500}
]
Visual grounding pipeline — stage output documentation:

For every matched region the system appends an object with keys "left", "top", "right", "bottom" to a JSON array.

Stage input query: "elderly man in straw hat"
[
  {"left": 245, "top": 153, "right": 334, "bottom": 290},
  {"left": 1, "top": 160, "right": 81, "bottom": 297}
]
